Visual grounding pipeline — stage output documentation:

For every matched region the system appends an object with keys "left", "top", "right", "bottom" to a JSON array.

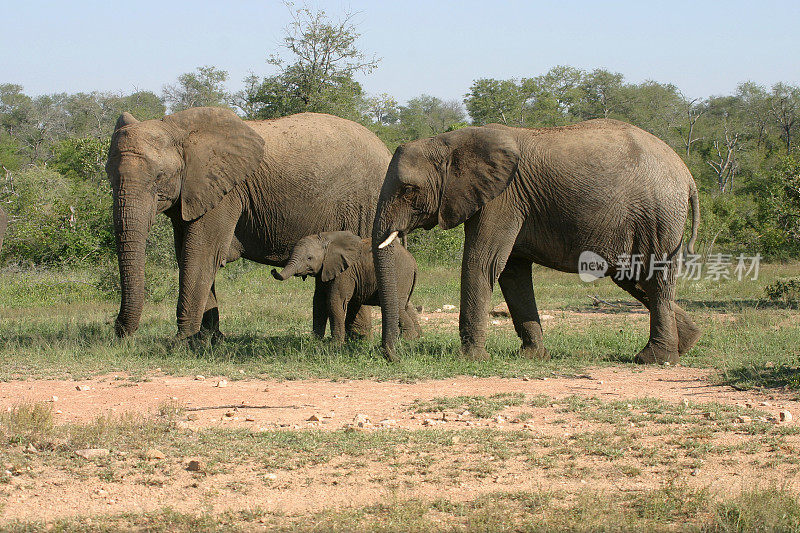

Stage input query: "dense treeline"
[{"left": 1, "top": 7, "right": 799, "bottom": 268}]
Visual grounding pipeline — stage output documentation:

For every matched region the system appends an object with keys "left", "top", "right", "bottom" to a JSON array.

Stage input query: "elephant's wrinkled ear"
[
  {"left": 438, "top": 128, "right": 520, "bottom": 229},
  {"left": 114, "top": 112, "right": 139, "bottom": 131},
  {"left": 321, "top": 232, "right": 363, "bottom": 282},
  {"left": 165, "top": 107, "right": 265, "bottom": 221}
]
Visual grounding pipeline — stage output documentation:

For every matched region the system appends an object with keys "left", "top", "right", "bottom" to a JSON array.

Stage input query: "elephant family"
[
  {"left": 106, "top": 107, "right": 391, "bottom": 340},
  {"left": 272, "top": 231, "right": 420, "bottom": 343},
  {"left": 0, "top": 205, "right": 6, "bottom": 254},
  {"left": 373, "top": 119, "right": 700, "bottom": 364}
]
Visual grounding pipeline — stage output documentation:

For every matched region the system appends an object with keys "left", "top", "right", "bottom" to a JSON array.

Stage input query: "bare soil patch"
[{"left": 2, "top": 366, "right": 799, "bottom": 524}]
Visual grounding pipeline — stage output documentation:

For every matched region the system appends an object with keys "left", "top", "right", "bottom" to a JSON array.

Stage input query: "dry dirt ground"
[{"left": 2, "top": 366, "right": 799, "bottom": 523}]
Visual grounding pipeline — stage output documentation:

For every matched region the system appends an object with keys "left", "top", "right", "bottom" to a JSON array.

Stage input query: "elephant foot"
[
  {"left": 634, "top": 342, "right": 679, "bottom": 365},
  {"left": 462, "top": 345, "right": 490, "bottom": 361},
  {"left": 382, "top": 345, "right": 401, "bottom": 363},
  {"left": 520, "top": 343, "right": 550, "bottom": 361},
  {"left": 676, "top": 317, "right": 701, "bottom": 356}
]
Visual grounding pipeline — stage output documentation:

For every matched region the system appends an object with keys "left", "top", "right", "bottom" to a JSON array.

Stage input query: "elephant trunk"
[
  {"left": 374, "top": 224, "right": 401, "bottom": 360},
  {"left": 113, "top": 189, "right": 154, "bottom": 337},
  {"left": 271, "top": 260, "right": 298, "bottom": 281}
]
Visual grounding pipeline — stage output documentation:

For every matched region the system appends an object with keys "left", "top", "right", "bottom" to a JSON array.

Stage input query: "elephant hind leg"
[
  {"left": 613, "top": 279, "right": 700, "bottom": 356},
  {"left": 613, "top": 277, "right": 679, "bottom": 365},
  {"left": 399, "top": 303, "right": 421, "bottom": 340},
  {"left": 345, "top": 302, "right": 370, "bottom": 340},
  {"left": 498, "top": 257, "right": 549, "bottom": 360}
]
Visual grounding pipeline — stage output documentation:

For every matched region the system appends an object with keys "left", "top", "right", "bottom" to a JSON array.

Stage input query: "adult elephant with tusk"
[
  {"left": 106, "top": 107, "right": 390, "bottom": 341},
  {"left": 373, "top": 119, "right": 700, "bottom": 364}
]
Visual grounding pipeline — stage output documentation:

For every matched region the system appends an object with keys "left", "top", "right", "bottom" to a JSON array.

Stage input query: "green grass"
[{"left": 1, "top": 261, "right": 799, "bottom": 386}]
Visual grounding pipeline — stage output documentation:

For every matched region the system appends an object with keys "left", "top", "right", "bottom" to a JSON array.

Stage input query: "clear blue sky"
[{"left": 3, "top": 0, "right": 799, "bottom": 103}]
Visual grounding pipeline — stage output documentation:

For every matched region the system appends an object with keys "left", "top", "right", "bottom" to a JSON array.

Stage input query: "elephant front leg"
[
  {"left": 498, "top": 257, "right": 549, "bottom": 360},
  {"left": 327, "top": 294, "right": 349, "bottom": 344},
  {"left": 459, "top": 210, "right": 523, "bottom": 360},
  {"left": 312, "top": 280, "right": 329, "bottom": 338}
]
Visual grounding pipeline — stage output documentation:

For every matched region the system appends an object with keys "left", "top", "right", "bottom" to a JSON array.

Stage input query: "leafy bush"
[
  {"left": 765, "top": 278, "right": 800, "bottom": 307},
  {"left": 407, "top": 226, "right": 463, "bottom": 265}
]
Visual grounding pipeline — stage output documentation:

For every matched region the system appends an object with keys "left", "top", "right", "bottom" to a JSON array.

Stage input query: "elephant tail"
[{"left": 687, "top": 182, "right": 700, "bottom": 255}]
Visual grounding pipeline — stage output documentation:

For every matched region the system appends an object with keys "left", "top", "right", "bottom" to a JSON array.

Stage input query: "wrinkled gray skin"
[
  {"left": 106, "top": 107, "right": 390, "bottom": 341},
  {"left": 373, "top": 119, "right": 700, "bottom": 364},
  {"left": 272, "top": 231, "right": 420, "bottom": 343},
  {"left": 0, "top": 205, "right": 6, "bottom": 254}
]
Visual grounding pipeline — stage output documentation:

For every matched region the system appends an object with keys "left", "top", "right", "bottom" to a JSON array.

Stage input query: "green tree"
[
  {"left": 398, "top": 95, "right": 466, "bottom": 139},
  {"left": 162, "top": 66, "right": 230, "bottom": 113},
  {"left": 249, "top": 6, "right": 379, "bottom": 119},
  {"left": 770, "top": 82, "right": 800, "bottom": 154}
]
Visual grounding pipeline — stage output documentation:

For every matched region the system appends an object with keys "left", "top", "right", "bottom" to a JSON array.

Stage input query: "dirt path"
[
  {"left": 1, "top": 366, "right": 795, "bottom": 430},
  {"left": 2, "top": 367, "right": 799, "bottom": 524}
]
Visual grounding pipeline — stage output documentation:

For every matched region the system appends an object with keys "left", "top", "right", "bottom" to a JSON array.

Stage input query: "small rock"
[
  {"left": 76, "top": 385, "right": 90, "bottom": 391},
  {"left": 489, "top": 303, "right": 510, "bottom": 317},
  {"left": 224, "top": 411, "right": 235, "bottom": 418},
  {"left": 540, "top": 314, "right": 554, "bottom": 320},
  {"left": 55, "top": 410, "right": 62, "bottom": 415},
  {"left": 50, "top": 396, "right": 58, "bottom": 402},
  {"left": 442, "top": 304, "right": 456, "bottom": 311},
  {"left": 434, "top": 308, "right": 442, "bottom": 313},
  {"left": 765, "top": 361, "right": 776, "bottom": 369},
  {"left": 494, "top": 416, "right": 505, "bottom": 425},
  {"left": 378, "top": 419, "right": 397, "bottom": 427},
  {"left": 75, "top": 448, "right": 110, "bottom": 460},
  {"left": 307, "top": 414, "right": 321, "bottom": 422},
  {"left": 760, "top": 401, "right": 771, "bottom": 407},
  {"left": 186, "top": 460, "right": 202, "bottom": 472},
  {"left": 324, "top": 411, "right": 335, "bottom": 418},
  {"left": 779, "top": 410, "right": 793, "bottom": 422},
  {"left": 422, "top": 418, "right": 437, "bottom": 426},
  {"left": 598, "top": 380, "right": 604, "bottom": 385},
  {"left": 264, "top": 472, "right": 278, "bottom": 481},
  {"left": 702, "top": 412, "right": 715, "bottom": 420},
  {"left": 416, "top": 305, "right": 424, "bottom": 313},
  {"left": 344, "top": 425, "right": 364, "bottom": 433},
  {"left": 186, "top": 413, "right": 200, "bottom": 421},
  {"left": 215, "top": 380, "right": 228, "bottom": 388},
  {"left": 145, "top": 449, "right": 166, "bottom": 460},
  {"left": 745, "top": 403, "right": 754, "bottom": 409},
  {"left": 245, "top": 416, "right": 256, "bottom": 422},
  {"left": 522, "top": 376, "right": 530, "bottom": 382},
  {"left": 682, "top": 398, "right": 690, "bottom": 407},
  {"left": 194, "top": 375, "right": 205, "bottom": 381},
  {"left": 736, "top": 416, "right": 752, "bottom": 424},
  {"left": 25, "top": 443, "right": 37, "bottom": 453},
  {"left": 353, "top": 413, "right": 371, "bottom": 427},
  {"left": 523, "top": 422, "right": 535, "bottom": 430},
  {"left": 691, "top": 468, "right": 700, "bottom": 476},
  {"left": 491, "top": 320, "right": 501, "bottom": 325},
  {"left": 511, "top": 417, "right": 521, "bottom": 424}
]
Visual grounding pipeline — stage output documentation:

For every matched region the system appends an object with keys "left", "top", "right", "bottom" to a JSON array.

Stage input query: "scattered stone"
[
  {"left": 491, "top": 320, "right": 501, "bottom": 325},
  {"left": 194, "top": 375, "right": 205, "bottom": 381},
  {"left": 145, "top": 449, "right": 166, "bottom": 460},
  {"left": 186, "top": 413, "right": 200, "bottom": 421},
  {"left": 307, "top": 414, "right": 321, "bottom": 422},
  {"left": 702, "top": 412, "right": 715, "bottom": 420},
  {"left": 780, "top": 410, "right": 793, "bottom": 423},
  {"left": 541, "top": 314, "right": 554, "bottom": 320},
  {"left": 598, "top": 380, "right": 604, "bottom": 385},
  {"left": 324, "top": 411, "right": 335, "bottom": 418},
  {"left": 442, "top": 304, "right": 456, "bottom": 311},
  {"left": 523, "top": 422, "right": 535, "bottom": 430},
  {"left": 75, "top": 448, "right": 110, "bottom": 460},
  {"left": 264, "top": 472, "right": 278, "bottom": 481},
  {"left": 691, "top": 468, "right": 700, "bottom": 476},
  {"left": 682, "top": 398, "right": 690, "bottom": 407},
  {"left": 378, "top": 419, "right": 397, "bottom": 427},
  {"left": 736, "top": 416, "right": 752, "bottom": 424},
  {"left": 50, "top": 396, "right": 58, "bottom": 402},
  {"left": 745, "top": 403, "right": 754, "bottom": 409},
  {"left": 522, "top": 376, "right": 530, "bottom": 382},
  {"left": 186, "top": 460, "right": 202, "bottom": 472},
  {"left": 494, "top": 416, "right": 505, "bottom": 425},
  {"left": 422, "top": 418, "right": 437, "bottom": 426},
  {"left": 55, "top": 410, "right": 62, "bottom": 415},
  {"left": 216, "top": 380, "right": 228, "bottom": 388},
  {"left": 353, "top": 413, "right": 371, "bottom": 427},
  {"left": 511, "top": 417, "right": 521, "bottom": 424},
  {"left": 760, "top": 401, "right": 771, "bottom": 407},
  {"left": 434, "top": 308, "right": 442, "bottom": 313},
  {"left": 490, "top": 302, "right": 510, "bottom": 317},
  {"left": 245, "top": 416, "right": 256, "bottom": 422},
  {"left": 416, "top": 305, "right": 424, "bottom": 313},
  {"left": 76, "top": 385, "right": 90, "bottom": 391},
  {"left": 25, "top": 443, "right": 37, "bottom": 453},
  {"left": 224, "top": 411, "right": 235, "bottom": 418}
]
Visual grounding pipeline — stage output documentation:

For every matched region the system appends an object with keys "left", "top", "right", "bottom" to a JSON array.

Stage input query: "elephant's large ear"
[
  {"left": 165, "top": 107, "right": 265, "bottom": 221},
  {"left": 438, "top": 127, "right": 520, "bottom": 229},
  {"left": 321, "top": 232, "right": 363, "bottom": 282}
]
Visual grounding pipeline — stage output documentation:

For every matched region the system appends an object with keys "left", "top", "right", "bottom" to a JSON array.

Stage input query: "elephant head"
[
  {"left": 272, "top": 231, "right": 362, "bottom": 282},
  {"left": 373, "top": 126, "right": 520, "bottom": 356},
  {"left": 106, "top": 107, "right": 265, "bottom": 336}
]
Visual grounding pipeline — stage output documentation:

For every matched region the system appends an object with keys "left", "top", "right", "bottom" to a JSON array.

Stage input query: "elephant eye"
[{"left": 401, "top": 184, "right": 418, "bottom": 197}]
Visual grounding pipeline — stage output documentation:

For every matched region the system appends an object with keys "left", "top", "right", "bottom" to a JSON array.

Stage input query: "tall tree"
[
  {"left": 162, "top": 66, "right": 230, "bottom": 113},
  {"left": 250, "top": 5, "right": 379, "bottom": 119},
  {"left": 398, "top": 95, "right": 465, "bottom": 139},
  {"left": 770, "top": 82, "right": 800, "bottom": 154}
]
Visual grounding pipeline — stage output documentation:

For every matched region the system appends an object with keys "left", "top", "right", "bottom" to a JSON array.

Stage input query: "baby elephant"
[{"left": 272, "top": 231, "right": 422, "bottom": 343}]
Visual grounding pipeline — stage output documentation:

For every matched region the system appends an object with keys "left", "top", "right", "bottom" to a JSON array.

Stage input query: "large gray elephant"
[
  {"left": 373, "top": 119, "right": 700, "bottom": 364},
  {"left": 106, "top": 107, "right": 390, "bottom": 340}
]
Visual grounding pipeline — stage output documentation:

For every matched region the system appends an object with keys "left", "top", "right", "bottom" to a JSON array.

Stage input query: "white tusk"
[{"left": 377, "top": 231, "right": 399, "bottom": 249}]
